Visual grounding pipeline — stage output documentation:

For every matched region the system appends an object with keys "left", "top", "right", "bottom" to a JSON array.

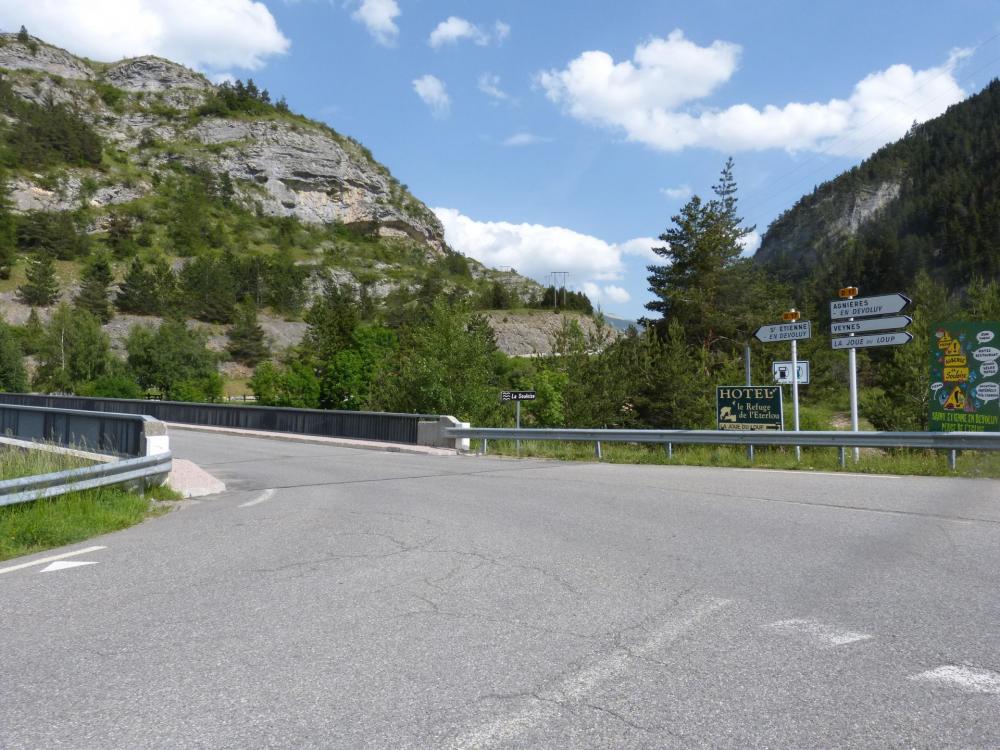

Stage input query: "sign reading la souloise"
[
  {"left": 928, "top": 322, "right": 1000, "bottom": 432},
  {"left": 499, "top": 390, "right": 536, "bottom": 403},
  {"left": 716, "top": 386, "right": 783, "bottom": 431}
]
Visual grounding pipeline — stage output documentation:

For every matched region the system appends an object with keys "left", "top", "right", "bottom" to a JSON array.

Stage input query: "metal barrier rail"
[
  {"left": 0, "top": 394, "right": 438, "bottom": 446},
  {"left": 0, "top": 451, "right": 173, "bottom": 507},
  {"left": 445, "top": 426, "right": 1000, "bottom": 468},
  {"left": 1, "top": 402, "right": 161, "bottom": 457}
]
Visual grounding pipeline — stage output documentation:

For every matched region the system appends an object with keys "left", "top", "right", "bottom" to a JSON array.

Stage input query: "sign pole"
[
  {"left": 515, "top": 400, "right": 521, "bottom": 457},
  {"left": 791, "top": 337, "right": 801, "bottom": 462},
  {"left": 745, "top": 343, "right": 753, "bottom": 463},
  {"left": 848, "top": 345, "right": 859, "bottom": 463}
]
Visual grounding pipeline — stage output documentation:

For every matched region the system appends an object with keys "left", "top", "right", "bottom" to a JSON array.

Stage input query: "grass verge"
[
  {"left": 0, "top": 447, "right": 180, "bottom": 562},
  {"left": 476, "top": 440, "right": 1000, "bottom": 478}
]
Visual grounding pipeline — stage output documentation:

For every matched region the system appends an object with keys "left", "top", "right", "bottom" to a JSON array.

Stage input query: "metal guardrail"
[
  {"left": 445, "top": 426, "right": 1000, "bottom": 468},
  {"left": 0, "top": 402, "right": 161, "bottom": 457},
  {"left": 0, "top": 451, "right": 173, "bottom": 507},
  {"left": 0, "top": 394, "right": 439, "bottom": 445}
]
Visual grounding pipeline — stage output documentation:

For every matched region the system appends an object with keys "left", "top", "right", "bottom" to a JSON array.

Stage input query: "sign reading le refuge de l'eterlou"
[
  {"left": 716, "top": 386, "right": 783, "bottom": 431},
  {"left": 929, "top": 321, "right": 1000, "bottom": 432}
]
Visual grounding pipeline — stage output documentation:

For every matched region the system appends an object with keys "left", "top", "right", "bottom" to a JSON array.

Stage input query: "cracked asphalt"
[{"left": 2, "top": 429, "right": 1000, "bottom": 748}]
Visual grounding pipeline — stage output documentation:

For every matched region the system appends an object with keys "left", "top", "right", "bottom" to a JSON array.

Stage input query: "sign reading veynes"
[
  {"left": 754, "top": 321, "right": 811, "bottom": 342},
  {"left": 830, "top": 293, "right": 910, "bottom": 320},
  {"left": 830, "top": 315, "right": 912, "bottom": 335}
]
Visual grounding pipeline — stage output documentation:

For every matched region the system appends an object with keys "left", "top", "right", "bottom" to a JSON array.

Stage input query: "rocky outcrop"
[
  {"left": 482, "top": 311, "right": 620, "bottom": 356},
  {"left": 105, "top": 56, "right": 211, "bottom": 92},
  {"left": 0, "top": 34, "right": 94, "bottom": 80}
]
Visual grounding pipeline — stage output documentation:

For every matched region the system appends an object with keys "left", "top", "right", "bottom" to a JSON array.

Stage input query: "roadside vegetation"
[{"left": 0, "top": 447, "right": 178, "bottom": 561}]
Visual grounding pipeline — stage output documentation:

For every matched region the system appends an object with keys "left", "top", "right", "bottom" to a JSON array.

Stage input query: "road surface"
[{"left": 2, "top": 429, "right": 999, "bottom": 748}]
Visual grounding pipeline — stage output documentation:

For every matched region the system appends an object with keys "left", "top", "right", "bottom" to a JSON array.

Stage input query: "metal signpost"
[
  {"left": 830, "top": 288, "right": 912, "bottom": 462},
  {"left": 500, "top": 390, "right": 536, "bottom": 456},
  {"left": 756, "top": 312, "right": 810, "bottom": 460}
]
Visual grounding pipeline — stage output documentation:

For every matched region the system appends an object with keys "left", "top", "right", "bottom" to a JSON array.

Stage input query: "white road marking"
[
  {"left": 764, "top": 618, "right": 872, "bottom": 647},
  {"left": 445, "top": 597, "right": 731, "bottom": 749},
  {"left": 41, "top": 560, "right": 99, "bottom": 573},
  {"left": 910, "top": 665, "right": 1000, "bottom": 694},
  {"left": 239, "top": 489, "right": 276, "bottom": 508},
  {"left": 733, "top": 468, "right": 901, "bottom": 479},
  {"left": 0, "top": 546, "right": 107, "bottom": 576}
]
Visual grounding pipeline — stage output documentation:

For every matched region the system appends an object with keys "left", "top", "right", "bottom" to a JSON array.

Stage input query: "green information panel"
[
  {"left": 929, "top": 321, "right": 1000, "bottom": 432},
  {"left": 717, "top": 386, "right": 783, "bottom": 431}
]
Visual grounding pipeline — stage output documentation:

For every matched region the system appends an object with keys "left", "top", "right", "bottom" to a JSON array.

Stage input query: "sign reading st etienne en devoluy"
[
  {"left": 500, "top": 390, "right": 536, "bottom": 403},
  {"left": 717, "top": 386, "right": 783, "bottom": 431},
  {"left": 928, "top": 321, "right": 1000, "bottom": 432}
]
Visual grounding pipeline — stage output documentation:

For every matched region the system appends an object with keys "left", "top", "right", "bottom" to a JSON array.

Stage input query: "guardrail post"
[
  {"left": 482, "top": 438, "right": 488, "bottom": 456},
  {"left": 665, "top": 442, "right": 673, "bottom": 460},
  {"left": 949, "top": 450, "right": 957, "bottom": 472},
  {"left": 595, "top": 440, "right": 602, "bottom": 460},
  {"left": 839, "top": 447, "right": 846, "bottom": 468}
]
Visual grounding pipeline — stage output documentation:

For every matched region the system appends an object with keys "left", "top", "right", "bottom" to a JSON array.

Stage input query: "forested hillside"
[{"left": 756, "top": 78, "right": 1000, "bottom": 306}]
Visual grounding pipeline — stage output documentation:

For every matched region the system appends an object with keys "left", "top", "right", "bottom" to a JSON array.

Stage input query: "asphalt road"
[{"left": 2, "top": 429, "right": 1000, "bottom": 749}]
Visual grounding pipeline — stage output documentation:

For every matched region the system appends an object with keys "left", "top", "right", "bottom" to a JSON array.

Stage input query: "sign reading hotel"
[
  {"left": 716, "top": 386, "right": 784, "bottom": 431},
  {"left": 928, "top": 321, "right": 1000, "bottom": 432}
]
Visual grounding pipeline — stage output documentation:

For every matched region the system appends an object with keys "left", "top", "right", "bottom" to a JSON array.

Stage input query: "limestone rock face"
[
  {"left": 105, "top": 56, "right": 212, "bottom": 92},
  {"left": 0, "top": 34, "right": 94, "bottom": 80}
]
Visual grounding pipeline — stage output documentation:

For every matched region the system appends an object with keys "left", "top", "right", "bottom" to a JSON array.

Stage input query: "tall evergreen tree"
[
  {"left": 0, "top": 171, "right": 16, "bottom": 279},
  {"left": 227, "top": 301, "right": 269, "bottom": 366},
  {"left": 0, "top": 319, "right": 27, "bottom": 392},
  {"left": 74, "top": 251, "right": 113, "bottom": 323},
  {"left": 17, "top": 252, "right": 59, "bottom": 306},
  {"left": 115, "top": 257, "right": 155, "bottom": 314}
]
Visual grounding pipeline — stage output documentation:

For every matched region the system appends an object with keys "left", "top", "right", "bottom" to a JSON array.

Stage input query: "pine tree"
[
  {"left": 17, "top": 252, "right": 59, "bottom": 306},
  {"left": 0, "top": 171, "right": 16, "bottom": 279},
  {"left": 115, "top": 257, "right": 154, "bottom": 314},
  {"left": 227, "top": 302, "right": 269, "bottom": 366},
  {"left": 17, "top": 26, "right": 29, "bottom": 43},
  {"left": 74, "top": 252, "right": 113, "bottom": 323},
  {"left": 0, "top": 319, "right": 27, "bottom": 392},
  {"left": 21, "top": 307, "right": 44, "bottom": 355}
]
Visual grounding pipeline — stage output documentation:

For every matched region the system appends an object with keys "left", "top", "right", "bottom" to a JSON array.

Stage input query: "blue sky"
[{"left": 5, "top": 0, "right": 1000, "bottom": 319}]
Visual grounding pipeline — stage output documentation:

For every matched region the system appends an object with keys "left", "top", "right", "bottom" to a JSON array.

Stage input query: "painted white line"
[
  {"left": 0, "top": 546, "right": 107, "bottom": 576},
  {"left": 41, "top": 560, "right": 99, "bottom": 573},
  {"left": 239, "top": 489, "right": 276, "bottom": 508},
  {"left": 910, "top": 665, "right": 1000, "bottom": 694},
  {"left": 445, "top": 597, "right": 731, "bottom": 749},
  {"left": 733, "top": 468, "right": 901, "bottom": 479},
  {"left": 764, "top": 618, "right": 872, "bottom": 647}
]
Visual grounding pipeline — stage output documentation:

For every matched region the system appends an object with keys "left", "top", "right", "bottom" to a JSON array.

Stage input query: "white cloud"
[
  {"left": 660, "top": 185, "right": 691, "bottom": 201},
  {"left": 614, "top": 237, "right": 660, "bottom": 262},
  {"left": 412, "top": 74, "right": 450, "bottom": 117},
  {"left": 738, "top": 230, "right": 761, "bottom": 256},
  {"left": 539, "top": 30, "right": 970, "bottom": 156},
  {"left": 434, "top": 206, "right": 657, "bottom": 302},
  {"left": 352, "top": 0, "right": 400, "bottom": 46},
  {"left": 478, "top": 72, "right": 509, "bottom": 102},
  {"left": 502, "top": 132, "right": 552, "bottom": 147},
  {"left": 428, "top": 16, "right": 509, "bottom": 48},
  {"left": 2, "top": 0, "right": 290, "bottom": 71}
]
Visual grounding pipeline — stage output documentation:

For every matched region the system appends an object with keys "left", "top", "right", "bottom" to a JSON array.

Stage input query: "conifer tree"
[
  {"left": 0, "top": 319, "right": 27, "bottom": 392},
  {"left": 17, "top": 252, "right": 59, "bottom": 306},
  {"left": 0, "top": 171, "right": 16, "bottom": 279},
  {"left": 74, "top": 251, "right": 113, "bottom": 323},
  {"left": 227, "top": 301, "right": 269, "bottom": 366},
  {"left": 115, "top": 257, "right": 154, "bottom": 314},
  {"left": 21, "top": 307, "right": 44, "bottom": 355}
]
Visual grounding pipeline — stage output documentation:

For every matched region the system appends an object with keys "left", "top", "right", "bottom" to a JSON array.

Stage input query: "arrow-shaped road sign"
[
  {"left": 831, "top": 332, "right": 913, "bottom": 349},
  {"left": 830, "top": 315, "right": 912, "bottom": 335},
  {"left": 755, "top": 321, "right": 812, "bottom": 342},
  {"left": 830, "top": 293, "right": 911, "bottom": 320}
]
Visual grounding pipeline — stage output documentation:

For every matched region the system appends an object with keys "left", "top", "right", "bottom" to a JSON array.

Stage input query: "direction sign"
[
  {"left": 830, "top": 315, "right": 912, "bottom": 335},
  {"left": 772, "top": 360, "right": 810, "bottom": 385},
  {"left": 830, "top": 293, "right": 910, "bottom": 320},
  {"left": 831, "top": 332, "right": 913, "bottom": 349},
  {"left": 754, "top": 321, "right": 812, "bottom": 343},
  {"left": 500, "top": 390, "right": 536, "bottom": 403}
]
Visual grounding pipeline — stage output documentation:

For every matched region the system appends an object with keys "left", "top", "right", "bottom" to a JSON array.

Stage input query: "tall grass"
[{"left": 476, "top": 439, "right": 1000, "bottom": 478}]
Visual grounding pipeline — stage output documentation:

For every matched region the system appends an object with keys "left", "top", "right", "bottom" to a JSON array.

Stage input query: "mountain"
[
  {"left": 754, "top": 79, "right": 1000, "bottom": 302},
  {"left": 0, "top": 32, "right": 571, "bottom": 358}
]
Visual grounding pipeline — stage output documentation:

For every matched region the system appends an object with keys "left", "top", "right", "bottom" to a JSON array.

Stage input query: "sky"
[{"left": 2, "top": 0, "right": 999, "bottom": 320}]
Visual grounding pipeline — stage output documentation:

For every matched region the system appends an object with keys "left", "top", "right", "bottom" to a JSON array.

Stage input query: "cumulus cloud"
[
  {"left": 412, "top": 74, "right": 450, "bottom": 117},
  {"left": 352, "top": 0, "right": 400, "bottom": 46},
  {"left": 1, "top": 0, "right": 290, "bottom": 71},
  {"left": 502, "top": 132, "right": 552, "bottom": 147},
  {"left": 428, "top": 16, "right": 509, "bottom": 48},
  {"left": 539, "top": 30, "right": 970, "bottom": 156},
  {"left": 660, "top": 185, "right": 691, "bottom": 201},
  {"left": 433, "top": 206, "right": 657, "bottom": 305},
  {"left": 614, "top": 237, "right": 660, "bottom": 262},
  {"left": 738, "top": 230, "right": 761, "bottom": 256},
  {"left": 478, "top": 72, "right": 509, "bottom": 102}
]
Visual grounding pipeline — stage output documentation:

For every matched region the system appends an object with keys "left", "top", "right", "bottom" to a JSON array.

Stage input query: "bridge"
[{"left": 2, "top": 406, "right": 999, "bottom": 747}]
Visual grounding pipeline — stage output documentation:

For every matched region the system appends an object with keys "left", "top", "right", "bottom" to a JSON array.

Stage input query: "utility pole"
[{"left": 551, "top": 271, "right": 568, "bottom": 309}]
